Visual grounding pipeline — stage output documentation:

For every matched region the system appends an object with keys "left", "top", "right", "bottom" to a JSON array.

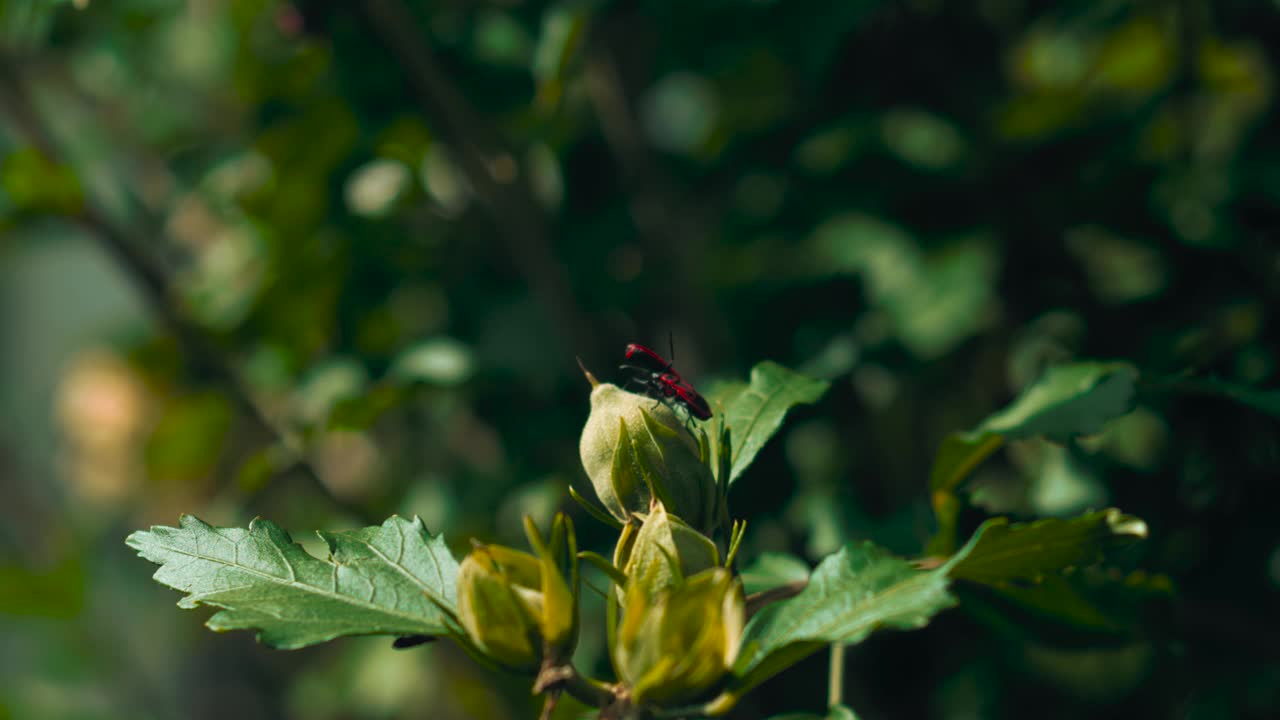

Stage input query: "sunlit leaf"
[
  {"left": 739, "top": 552, "right": 811, "bottom": 597},
  {"left": 706, "top": 362, "right": 829, "bottom": 484},
  {"left": 730, "top": 534, "right": 978, "bottom": 693},
  {"left": 127, "top": 515, "right": 459, "bottom": 649},
  {"left": 948, "top": 509, "right": 1147, "bottom": 585},
  {"left": 928, "top": 362, "right": 1138, "bottom": 553}
]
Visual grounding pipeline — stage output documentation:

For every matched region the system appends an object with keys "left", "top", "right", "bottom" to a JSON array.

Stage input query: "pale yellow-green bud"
[
  {"left": 454, "top": 514, "right": 579, "bottom": 672},
  {"left": 613, "top": 567, "right": 745, "bottom": 708},
  {"left": 456, "top": 546, "right": 543, "bottom": 672},
  {"left": 616, "top": 501, "right": 720, "bottom": 598},
  {"left": 579, "top": 383, "right": 717, "bottom": 533}
]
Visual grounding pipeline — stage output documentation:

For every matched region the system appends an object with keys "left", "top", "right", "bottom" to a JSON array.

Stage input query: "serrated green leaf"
[
  {"left": 707, "top": 362, "right": 830, "bottom": 485},
  {"left": 739, "top": 552, "right": 811, "bottom": 597},
  {"left": 928, "top": 362, "right": 1138, "bottom": 553},
  {"left": 730, "top": 536, "right": 976, "bottom": 693},
  {"left": 948, "top": 509, "right": 1147, "bottom": 585},
  {"left": 127, "top": 515, "right": 459, "bottom": 649}
]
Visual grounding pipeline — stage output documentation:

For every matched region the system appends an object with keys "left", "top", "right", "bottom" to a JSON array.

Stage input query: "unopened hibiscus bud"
[
  {"left": 613, "top": 567, "right": 745, "bottom": 709},
  {"left": 579, "top": 383, "right": 717, "bottom": 533},
  {"left": 454, "top": 514, "right": 579, "bottom": 672},
  {"left": 615, "top": 501, "right": 720, "bottom": 597}
]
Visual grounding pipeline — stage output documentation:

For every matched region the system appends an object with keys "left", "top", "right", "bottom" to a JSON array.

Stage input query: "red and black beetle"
[{"left": 619, "top": 342, "right": 713, "bottom": 421}]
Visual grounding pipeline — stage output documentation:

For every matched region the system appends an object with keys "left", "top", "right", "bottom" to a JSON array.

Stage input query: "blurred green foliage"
[{"left": 1, "top": 0, "right": 1279, "bottom": 718}]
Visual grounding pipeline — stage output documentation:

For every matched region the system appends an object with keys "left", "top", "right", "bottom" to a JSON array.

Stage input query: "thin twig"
[{"left": 0, "top": 57, "right": 374, "bottom": 524}]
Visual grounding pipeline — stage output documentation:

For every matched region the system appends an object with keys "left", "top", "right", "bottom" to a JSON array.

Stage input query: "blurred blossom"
[
  {"left": 641, "top": 72, "right": 718, "bottom": 155},
  {"left": 55, "top": 349, "right": 151, "bottom": 505},
  {"left": 345, "top": 158, "right": 412, "bottom": 218}
]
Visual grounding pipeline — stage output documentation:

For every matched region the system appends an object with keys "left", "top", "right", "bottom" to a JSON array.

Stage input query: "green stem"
[
  {"left": 535, "top": 661, "right": 615, "bottom": 708},
  {"left": 561, "top": 671, "right": 615, "bottom": 708},
  {"left": 828, "top": 642, "right": 846, "bottom": 708}
]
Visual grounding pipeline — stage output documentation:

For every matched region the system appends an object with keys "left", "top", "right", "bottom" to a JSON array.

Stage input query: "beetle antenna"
[{"left": 668, "top": 330, "right": 676, "bottom": 363}]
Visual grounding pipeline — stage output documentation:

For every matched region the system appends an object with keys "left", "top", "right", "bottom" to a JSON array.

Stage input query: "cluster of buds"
[
  {"left": 453, "top": 374, "right": 744, "bottom": 716},
  {"left": 582, "top": 378, "right": 744, "bottom": 712}
]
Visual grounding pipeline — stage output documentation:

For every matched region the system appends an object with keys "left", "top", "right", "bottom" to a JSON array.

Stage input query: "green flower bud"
[
  {"left": 613, "top": 567, "right": 745, "bottom": 708},
  {"left": 616, "top": 502, "right": 720, "bottom": 598},
  {"left": 454, "top": 514, "right": 579, "bottom": 672},
  {"left": 579, "top": 383, "right": 718, "bottom": 533},
  {"left": 456, "top": 546, "right": 543, "bottom": 672}
]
